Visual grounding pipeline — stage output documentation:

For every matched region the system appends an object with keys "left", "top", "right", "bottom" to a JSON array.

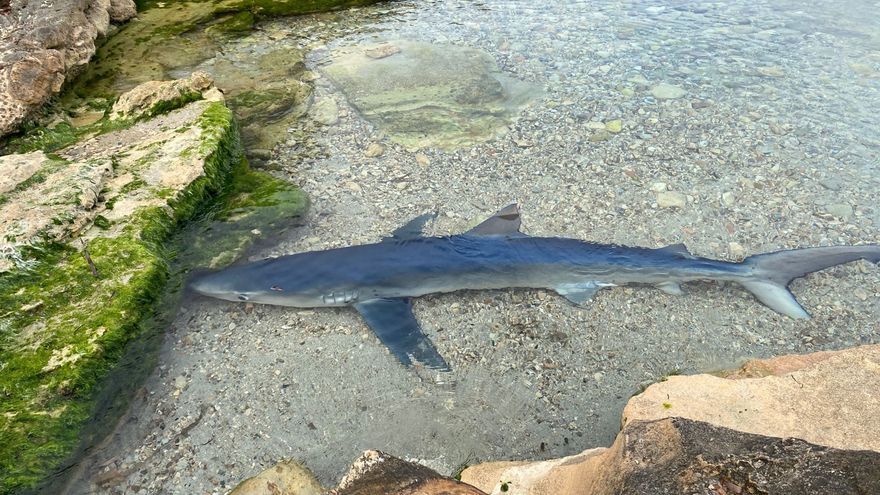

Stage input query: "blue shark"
[{"left": 190, "top": 204, "right": 880, "bottom": 371}]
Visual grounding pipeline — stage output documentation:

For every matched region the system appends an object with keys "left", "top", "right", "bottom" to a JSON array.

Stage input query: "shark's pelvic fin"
[
  {"left": 385, "top": 211, "right": 438, "bottom": 241},
  {"left": 467, "top": 203, "right": 526, "bottom": 236},
  {"left": 554, "top": 281, "right": 613, "bottom": 306},
  {"left": 353, "top": 298, "right": 451, "bottom": 371}
]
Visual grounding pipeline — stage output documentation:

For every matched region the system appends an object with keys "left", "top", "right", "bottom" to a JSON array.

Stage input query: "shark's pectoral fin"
[
  {"left": 554, "top": 281, "right": 614, "bottom": 306},
  {"left": 656, "top": 281, "right": 684, "bottom": 295},
  {"left": 466, "top": 203, "right": 527, "bottom": 237},
  {"left": 353, "top": 298, "right": 451, "bottom": 371},
  {"left": 384, "top": 211, "right": 438, "bottom": 241}
]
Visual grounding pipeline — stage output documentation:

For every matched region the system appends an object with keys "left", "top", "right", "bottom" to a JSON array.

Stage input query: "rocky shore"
[
  {"left": 1, "top": 0, "right": 878, "bottom": 494},
  {"left": 0, "top": 0, "right": 137, "bottom": 136}
]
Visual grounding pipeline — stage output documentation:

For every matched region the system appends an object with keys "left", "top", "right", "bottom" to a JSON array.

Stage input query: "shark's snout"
[{"left": 188, "top": 271, "right": 236, "bottom": 300}]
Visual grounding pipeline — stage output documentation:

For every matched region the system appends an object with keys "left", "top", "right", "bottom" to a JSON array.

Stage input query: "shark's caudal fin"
[{"left": 740, "top": 245, "right": 880, "bottom": 318}]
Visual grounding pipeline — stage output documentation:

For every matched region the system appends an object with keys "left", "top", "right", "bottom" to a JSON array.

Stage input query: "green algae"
[{"left": 0, "top": 102, "right": 240, "bottom": 494}]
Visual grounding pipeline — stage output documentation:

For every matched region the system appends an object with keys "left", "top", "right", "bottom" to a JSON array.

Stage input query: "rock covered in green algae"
[
  {"left": 109, "top": 71, "right": 214, "bottom": 120},
  {"left": 0, "top": 79, "right": 241, "bottom": 494},
  {"left": 323, "top": 40, "right": 541, "bottom": 149}
]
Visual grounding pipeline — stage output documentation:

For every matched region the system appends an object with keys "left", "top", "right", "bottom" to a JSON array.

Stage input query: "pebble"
[
  {"left": 364, "top": 143, "right": 385, "bottom": 157},
  {"left": 604, "top": 120, "right": 623, "bottom": 133},
  {"left": 650, "top": 182, "right": 668, "bottom": 192},
  {"left": 651, "top": 83, "right": 686, "bottom": 99},
  {"left": 728, "top": 242, "right": 746, "bottom": 258},
  {"left": 415, "top": 153, "right": 430, "bottom": 167},
  {"left": 826, "top": 203, "right": 853, "bottom": 220},
  {"left": 589, "top": 130, "right": 612, "bottom": 142},
  {"left": 721, "top": 191, "right": 735, "bottom": 207},
  {"left": 757, "top": 66, "right": 785, "bottom": 77},
  {"left": 343, "top": 181, "right": 362, "bottom": 193},
  {"left": 656, "top": 191, "right": 687, "bottom": 208}
]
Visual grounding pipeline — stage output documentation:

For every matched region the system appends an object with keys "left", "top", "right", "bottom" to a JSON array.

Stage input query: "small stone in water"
[
  {"left": 721, "top": 191, "right": 735, "bottom": 207},
  {"left": 605, "top": 119, "right": 623, "bottom": 133},
  {"left": 650, "top": 182, "right": 667, "bottom": 192},
  {"left": 826, "top": 203, "right": 853, "bottom": 220},
  {"left": 651, "top": 83, "right": 686, "bottom": 99},
  {"left": 728, "top": 242, "right": 746, "bottom": 258},
  {"left": 656, "top": 191, "right": 686, "bottom": 208},
  {"left": 364, "top": 143, "right": 384, "bottom": 157},
  {"left": 415, "top": 153, "right": 430, "bottom": 167}
]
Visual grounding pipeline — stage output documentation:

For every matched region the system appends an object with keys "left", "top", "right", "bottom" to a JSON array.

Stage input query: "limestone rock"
[
  {"left": 229, "top": 460, "right": 323, "bottom": 495},
  {"left": 625, "top": 344, "right": 880, "bottom": 452},
  {"left": 110, "top": 71, "right": 215, "bottom": 120},
  {"left": 462, "top": 345, "right": 880, "bottom": 495},
  {"left": 463, "top": 418, "right": 880, "bottom": 495},
  {"left": 0, "top": 0, "right": 137, "bottom": 137},
  {"left": 108, "top": 0, "right": 137, "bottom": 23},
  {"left": 330, "top": 450, "right": 487, "bottom": 495}
]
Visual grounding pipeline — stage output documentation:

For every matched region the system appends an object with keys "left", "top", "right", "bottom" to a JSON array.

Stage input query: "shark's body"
[{"left": 191, "top": 205, "right": 880, "bottom": 371}]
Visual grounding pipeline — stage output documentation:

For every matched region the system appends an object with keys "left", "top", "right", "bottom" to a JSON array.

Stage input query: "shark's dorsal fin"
[
  {"left": 354, "top": 298, "right": 450, "bottom": 371},
  {"left": 385, "top": 211, "right": 438, "bottom": 241},
  {"left": 466, "top": 203, "right": 525, "bottom": 236},
  {"left": 656, "top": 243, "right": 693, "bottom": 257}
]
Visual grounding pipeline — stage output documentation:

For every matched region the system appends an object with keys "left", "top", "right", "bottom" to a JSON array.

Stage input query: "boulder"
[
  {"left": 623, "top": 344, "right": 880, "bottom": 452},
  {"left": 462, "top": 345, "right": 880, "bottom": 495},
  {"left": 0, "top": 0, "right": 137, "bottom": 137},
  {"left": 463, "top": 418, "right": 880, "bottom": 495},
  {"left": 329, "top": 450, "right": 488, "bottom": 495},
  {"left": 229, "top": 460, "right": 324, "bottom": 495}
]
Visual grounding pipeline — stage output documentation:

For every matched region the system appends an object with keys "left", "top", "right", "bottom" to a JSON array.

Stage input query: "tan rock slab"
[{"left": 623, "top": 344, "right": 880, "bottom": 452}]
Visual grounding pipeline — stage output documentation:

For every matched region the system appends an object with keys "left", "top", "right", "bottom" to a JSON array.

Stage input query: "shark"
[{"left": 190, "top": 204, "right": 880, "bottom": 372}]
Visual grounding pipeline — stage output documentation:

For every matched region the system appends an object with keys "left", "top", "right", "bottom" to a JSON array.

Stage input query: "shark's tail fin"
[{"left": 739, "top": 245, "right": 880, "bottom": 318}]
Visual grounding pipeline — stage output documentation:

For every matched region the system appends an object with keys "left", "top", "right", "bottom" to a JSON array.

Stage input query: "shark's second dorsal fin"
[
  {"left": 385, "top": 211, "right": 438, "bottom": 241},
  {"left": 466, "top": 203, "right": 525, "bottom": 236}
]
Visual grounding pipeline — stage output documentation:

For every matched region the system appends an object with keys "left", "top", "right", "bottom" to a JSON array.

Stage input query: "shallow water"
[{"left": 71, "top": 1, "right": 879, "bottom": 492}]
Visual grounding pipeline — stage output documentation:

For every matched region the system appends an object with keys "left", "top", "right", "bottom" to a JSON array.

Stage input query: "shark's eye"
[
  {"left": 270, "top": 285, "right": 284, "bottom": 292},
  {"left": 237, "top": 294, "right": 249, "bottom": 301}
]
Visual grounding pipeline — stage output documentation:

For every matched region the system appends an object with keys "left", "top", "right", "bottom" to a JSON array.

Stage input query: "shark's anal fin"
[
  {"left": 353, "top": 298, "right": 451, "bottom": 371},
  {"left": 384, "top": 211, "right": 438, "bottom": 241},
  {"left": 554, "top": 281, "right": 614, "bottom": 306},
  {"left": 466, "top": 203, "right": 526, "bottom": 236}
]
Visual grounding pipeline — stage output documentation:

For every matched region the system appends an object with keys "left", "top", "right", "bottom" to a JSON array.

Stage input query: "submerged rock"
[
  {"left": 650, "top": 83, "right": 687, "bottom": 100},
  {"left": 323, "top": 40, "right": 541, "bottom": 149},
  {"left": 461, "top": 345, "right": 880, "bottom": 494},
  {"left": 0, "top": 0, "right": 137, "bottom": 137}
]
